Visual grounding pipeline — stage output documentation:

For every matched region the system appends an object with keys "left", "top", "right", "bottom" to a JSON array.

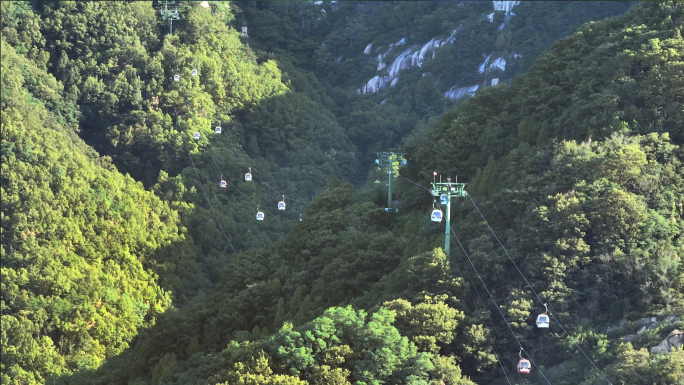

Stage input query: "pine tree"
[
  {"left": 273, "top": 297, "right": 287, "bottom": 329},
  {"left": 536, "top": 120, "right": 551, "bottom": 146}
]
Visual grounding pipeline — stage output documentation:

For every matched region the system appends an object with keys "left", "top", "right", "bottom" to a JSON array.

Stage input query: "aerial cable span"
[
  {"left": 397, "top": 174, "right": 431, "bottom": 191},
  {"left": 398, "top": 170, "right": 548, "bottom": 379},
  {"left": 206, "top": 147, "right": 266, "bottom": 211},
  {"left": 172, "top": 107, "right": 237, "bottom": 253},
  {"left": 185, "top": 142, "right": 237, "bottom": 254},
  {"left": 405, "top": 161, "right": 432, "bottom": 178},
  {"left": 446, "top": 246, "right": 517, "bottom": 384},
  {"left": 434, "top": 201, "right": 523, "bottom": 383},
  {"left": 451, "top": 227, "right": 553, "bottom": 384},
  {"left": 402, "top": 164, "right": 609, "bottom": 382},
  {"left": 222, "top": 134, "right": 311, "bottom": 204},
  {"left": 457, "top": 259, "right": 521, "bottom": 384},
  {"left": 468, "top": 196, "right": 613, "bottom": 384}
]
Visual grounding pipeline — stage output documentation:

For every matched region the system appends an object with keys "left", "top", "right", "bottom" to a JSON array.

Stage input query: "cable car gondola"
[
  {"left": 245, "top": 167, "right": 252, "bottom": 181},
  {"left": 174, "top": 74, "right": 180, "bottom": 81},
  {"left": 215, "top": 125, "right": 222, "bottom": 134},
  {"left": 193, "top": 131, "right": 200, "bottom": 140},
  {"left": 536, "top": 303, "right": 550, "bottom": 329},
  {"left": 517, "top": 348, "right": 531, "bottom": 374},
  {"left": 431, "top": 200, "right": 443, "bottom": 222},
  {"left": 191, "top": 68, "right": 198, "bottom": 76},
  {"left": 220, "top": 179, "right": 227, "bottom": 188},
  {"left": 278, "top": 195, "right": 286, "bottom": 211},
  {"left": 256, "top": 206, "right": 264, "bottom": 221}
]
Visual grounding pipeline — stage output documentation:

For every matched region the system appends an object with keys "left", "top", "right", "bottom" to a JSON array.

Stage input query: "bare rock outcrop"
[{"left": 650, "top": 329, "right": 683, "bottom": 354}]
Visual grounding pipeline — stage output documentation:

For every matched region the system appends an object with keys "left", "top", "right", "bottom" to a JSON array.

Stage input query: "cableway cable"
[
  {"left": 450, "top": 259, "right": 516, "bottom": 385},
  {"left": 185, "top": 142, "right": 237, "bottom": 254},
  {"left": 405, "top": 161, "right": 432, "bottom": 178},
  {"left": 223, "top": 134, "right": 308, "bottom": 205},
  {"left": 205, "top": 147, "right": 269, "bottom": 211},
  {"left": 397, "top": 174, "right": 431, "bottom": 191},
  {"left": 433, "top": 201, "right": 523, "bottom": 383},
  {"left": 450, "top": 226, "right": 553, "bottom": 385},
  {"left": 468, "top": 196, "right": 613, "bottom": 385},
  {"left": 405, "top": 161, "right": 610, "bottom": 384}
]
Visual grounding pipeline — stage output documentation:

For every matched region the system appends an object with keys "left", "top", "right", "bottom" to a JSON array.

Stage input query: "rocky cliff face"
[
  {"left": 318, "top": 1, "right": 636, "bottom": 102},
  {"left": 651, "top": 330, "right": 683, "bottom": 354},
  {"left": 602, "top": 316, "right": 684, "bottom": 354}
]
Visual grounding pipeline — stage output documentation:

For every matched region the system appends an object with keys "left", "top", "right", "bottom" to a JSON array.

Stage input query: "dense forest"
[{"left": 1, "top": 1, "right": 683, "bottom": 385}]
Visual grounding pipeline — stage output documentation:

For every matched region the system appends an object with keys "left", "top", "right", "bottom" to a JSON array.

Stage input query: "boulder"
[
  {"left": 637, "top": 316, "right": 657, "bottom": 326},
  {"left": 623, "top": 334, "right": 636, "bottom": 342},
  {"left": 602, "top": 319, "right": 628, "bottom": 334},
  {"left": 650, "top": 339, "right": 671, "bottom": 354},
  {"left": 650, "top": 329, "right": 683, "bottom": 354}
]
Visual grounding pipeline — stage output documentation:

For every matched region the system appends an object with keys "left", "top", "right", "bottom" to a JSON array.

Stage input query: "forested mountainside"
[
  {"left": 234, "top": 0, "right": 634, "bottom": 168},
  {"left": 1, "top": 1, "right": 682, "bottom": 385}
]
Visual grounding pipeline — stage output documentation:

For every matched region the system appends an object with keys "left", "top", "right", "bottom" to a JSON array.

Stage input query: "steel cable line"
[
  {"left": 404, "top": 160, "right": 608, "bottom": 383},
  {"left": 370, "top": 172, "right": 515, "bottom": 379},
  {"left": 468, "top": 196, "right": 613, "bottom": 385},
  {"left": 172, "top": 106, "right": 237, "bottom": 253},
  {"left": 458, "top": 262, "right": 521, "bottom": 384},
  {"left": 222, "top": 134, "right": 309, "bottom": 205},
  {"left": 433, "top": 201, "right": 523, "bottom": 384},
  {"left": 185, "top": 142, "right": 237, "bottom": 254},
  {"left": 449, "top": 260, "right": 516, "bottom": 385},
  {"left": 450, "top": 226, "right": 553, "bottom": 385},
  {"left": 205, "top": 147, "right": 273, "bottom": 212},
  {"left": 405, "top": 161, "right": 432, "bottom": 178},
  {"left": 253, "top": 175, "right": 309, "bottom": 205},
  {"left": 397, "top": 174, "right": 432, "bottom": 191}
]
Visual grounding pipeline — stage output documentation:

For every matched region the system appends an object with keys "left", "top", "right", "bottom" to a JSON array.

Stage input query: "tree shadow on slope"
[{"left": 50, "top": 181, "right": 470, "bottom": 385}]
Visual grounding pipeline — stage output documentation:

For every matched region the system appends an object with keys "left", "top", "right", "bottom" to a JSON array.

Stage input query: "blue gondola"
[
  {"left": 431, "top": 209, "right": 443, "bottom": 222},
  {"left": 536, "top": 303, "right": 550, "bottom": 328}
]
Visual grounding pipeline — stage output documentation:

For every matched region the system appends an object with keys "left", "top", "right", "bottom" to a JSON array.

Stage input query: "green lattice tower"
[
  {"left": 376, "top": 152, "right": 406, "bottom": 210},
  {"left": 159, "top": 1, "right": 180, "bottom": 36},
  {"left": 431, "top": 177, "right": 467, "bottom": 260}
]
